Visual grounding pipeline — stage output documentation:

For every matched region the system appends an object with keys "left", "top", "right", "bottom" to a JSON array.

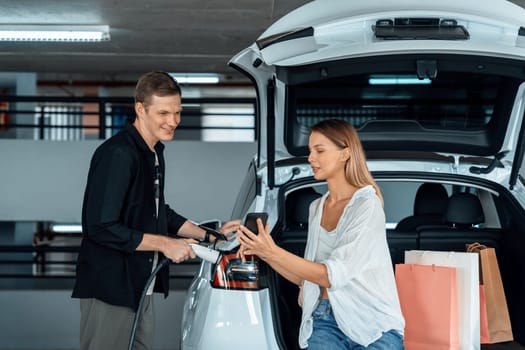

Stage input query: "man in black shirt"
[{"left": 72, "top": 71, "right": 238, "bottom": 350}]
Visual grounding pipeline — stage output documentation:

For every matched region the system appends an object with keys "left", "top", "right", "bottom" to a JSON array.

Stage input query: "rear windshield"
[
  {"left": 294, "top": 72, "right": 498, "bottom": 129},
  {"left": 283, "top": 56, "right": 524, "bottom": 156}
]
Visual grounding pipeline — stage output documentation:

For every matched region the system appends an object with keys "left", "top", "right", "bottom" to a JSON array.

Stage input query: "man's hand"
[
  {"left": 178, "top": 220, "right": 240, "bottom": 243},
  {"left": 218, "top": 220, "right": 241, "bottom": 240},
  {"left": 162, "top": 238, "right": 197, "bottom": 263}
]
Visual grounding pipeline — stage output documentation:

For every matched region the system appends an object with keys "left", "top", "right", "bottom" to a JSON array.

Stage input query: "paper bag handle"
[{"left": 466, "top": 242, "right": 487, "bottom": 253}]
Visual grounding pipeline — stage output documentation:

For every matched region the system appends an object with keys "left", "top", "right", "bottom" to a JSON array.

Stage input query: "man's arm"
[
  {"left": 176, "top": 219, "right": 240, "bottom": 242},
  {"left": 175, "top": 220, "right": 208, "bottom": 241},
  {"left": 137, "top": 233, "right": 196, "bottom": 263}
]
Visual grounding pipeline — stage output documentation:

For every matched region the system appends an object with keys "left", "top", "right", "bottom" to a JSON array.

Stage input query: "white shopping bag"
[{"left": 405, "top": 250, "right": 480, "bottom": 350}]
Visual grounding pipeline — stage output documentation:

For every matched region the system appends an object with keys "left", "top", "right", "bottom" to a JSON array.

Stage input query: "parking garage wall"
[{"left": 0, "top": 139, "right": 257, "bottom": 223}]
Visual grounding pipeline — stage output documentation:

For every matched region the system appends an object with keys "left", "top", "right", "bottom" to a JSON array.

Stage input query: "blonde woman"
[{"left": 238, "top": 119, "right": 405, "bottom": 349}]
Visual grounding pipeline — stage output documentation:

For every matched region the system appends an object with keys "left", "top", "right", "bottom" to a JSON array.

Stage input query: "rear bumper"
[{"left": 181, "top": 277, "right": 280, "bottom": 349}]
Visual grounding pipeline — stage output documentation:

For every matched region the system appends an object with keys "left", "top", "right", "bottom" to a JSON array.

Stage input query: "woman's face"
[{"left": 308, "top": 131, "right": 347, "bottom": 181}]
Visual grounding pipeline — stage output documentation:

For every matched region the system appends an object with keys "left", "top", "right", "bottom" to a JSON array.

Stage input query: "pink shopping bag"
[{"left": 395, "top": 263, "right": 459, "bottom": 350}]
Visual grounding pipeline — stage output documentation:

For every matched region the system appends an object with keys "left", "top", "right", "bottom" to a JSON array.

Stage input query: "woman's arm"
[{"left": 237, "top": 220, "right": 331, "bottom": 288}]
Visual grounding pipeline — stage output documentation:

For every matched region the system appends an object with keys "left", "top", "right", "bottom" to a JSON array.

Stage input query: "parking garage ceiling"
[
  {"left": 0, "top": 0, "right": 310, "bottom": 84},
  {"left": 0, "top": 0, "right": 524, "bottom": 84}
]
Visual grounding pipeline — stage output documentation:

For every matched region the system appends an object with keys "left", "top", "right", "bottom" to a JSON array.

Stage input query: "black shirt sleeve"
[{"left": 165, "top": 204, "right": 188, "bottom": 236}]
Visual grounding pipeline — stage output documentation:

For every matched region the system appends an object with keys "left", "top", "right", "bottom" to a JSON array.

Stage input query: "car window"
[
  {"left": 378, "top": 180, "right": 503, "bottom": 229},
  {"left": 292, "top": 72, "right": 498, "bottom": 129},
  {"left": 283, "top": 56, "right": 522, "bottom": 156},
  {"left": 230, "top": 160, "right": 257, "bottom": 220},
  {"left": 380, "top": 181, "right": 423, "bottom": 227}
]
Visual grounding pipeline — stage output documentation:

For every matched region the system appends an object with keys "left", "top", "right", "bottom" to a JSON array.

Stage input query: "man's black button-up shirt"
[{"left": 72, "top": 122, "right": 187, "bottom": 311}]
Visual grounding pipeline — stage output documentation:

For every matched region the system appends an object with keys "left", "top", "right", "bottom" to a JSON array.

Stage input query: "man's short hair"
[
  {"left": 134, "top": 71, "right": 181, "bottom": 107},
  {"left": 130, "top": 71, "right": 181, "bottom": 122}
]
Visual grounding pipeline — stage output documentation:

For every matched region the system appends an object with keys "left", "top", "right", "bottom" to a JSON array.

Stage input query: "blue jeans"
[{"left": 307, "top": 299, "right": 404, "bottom": 350}]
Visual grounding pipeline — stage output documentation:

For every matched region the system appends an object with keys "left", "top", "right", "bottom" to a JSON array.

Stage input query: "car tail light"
[{"left": 211, "top": 253, "right": 260, "bottom": 290}]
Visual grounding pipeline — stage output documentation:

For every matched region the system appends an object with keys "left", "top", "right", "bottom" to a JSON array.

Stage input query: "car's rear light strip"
[{"left": 212, "top": 253, "right": 260, "bottom": 290}]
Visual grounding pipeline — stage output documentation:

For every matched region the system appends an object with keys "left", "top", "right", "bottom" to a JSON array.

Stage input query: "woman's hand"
[{"left": 236, "top": 218, "right": 275, "bottom": 261}]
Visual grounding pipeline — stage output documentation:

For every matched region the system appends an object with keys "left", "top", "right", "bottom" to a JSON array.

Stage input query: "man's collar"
[{"left": 123, "top": 121, "right": 165, "bottom": 153}]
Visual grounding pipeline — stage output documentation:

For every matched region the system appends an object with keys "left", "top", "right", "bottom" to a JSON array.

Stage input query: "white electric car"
[{"left": 181, "top": 0, "right": 525, "bottom": 349}]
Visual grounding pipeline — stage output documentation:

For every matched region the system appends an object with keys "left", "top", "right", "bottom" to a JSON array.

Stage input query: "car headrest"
[
  {"left": 286, "top": 187, "right": 322, "bottom": 229},
  {"left": 414, "top": 183, "right": 448, "bottom": 216},
  {"left": 445, "top": 192, "right": 485, "bottom": 226}
]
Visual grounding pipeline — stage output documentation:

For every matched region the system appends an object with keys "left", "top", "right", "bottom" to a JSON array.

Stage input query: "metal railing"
[
  {"left": 0, "top": 95, "right": 257, "bottom": 141},
  {"left": 0, "top": 226, "right": 201, "bottom": 282},
  {"left": 0, "top": 241, "right": 201, "bottom": 280}
]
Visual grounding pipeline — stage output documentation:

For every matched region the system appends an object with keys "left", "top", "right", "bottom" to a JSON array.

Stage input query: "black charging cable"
[
  {"left": 128, "top": 231, "right": 226, "bottom": 349},
  {"left": 283, "top": 167, "right": 300, "bottom": 185},
  {"left": 198, "top": 224, "right": 228, "bottom": 242},
  {"left": 127, "top": 257, "right": 170, "bottom": 350}
]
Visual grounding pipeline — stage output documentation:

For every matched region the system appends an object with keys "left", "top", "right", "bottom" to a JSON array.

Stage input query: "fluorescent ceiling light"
[
  {"left": 0, "top": 25, "right": 110, "bottom": 42},
  {"left": 51, "top": 224, "right": 82, "bottom": 233},
  {"left": 169, "top": 73, "right": 220, "bottom": 84},
  {"left": 369, "top": 75, "right": 432, "bottom": 85}
]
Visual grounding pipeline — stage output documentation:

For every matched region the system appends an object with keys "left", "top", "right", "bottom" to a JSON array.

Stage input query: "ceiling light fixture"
[
  {"left": 0, "top": 25, "right": 110, "bottom": 42},
  {"left": 51, "top": 224, "right": 82, "bottom": 233},
  {"left": 169, "top": 73, "right": 220, "bottom": 84}
]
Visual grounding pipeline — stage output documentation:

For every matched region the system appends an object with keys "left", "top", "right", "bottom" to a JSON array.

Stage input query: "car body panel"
[
  {"left": 258, "top": 0, "right": 525, "bottom": 39},
  {"left": 181, "top": 265, "right": 280, "bottom": 349},
  {"left": 257, "top": 0, "right": 525, "bottom": 66}
]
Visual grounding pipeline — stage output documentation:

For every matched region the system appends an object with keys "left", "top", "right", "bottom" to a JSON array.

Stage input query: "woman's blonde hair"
[{"left": 310, "top": 119, "right": 383, "bottom": 204}]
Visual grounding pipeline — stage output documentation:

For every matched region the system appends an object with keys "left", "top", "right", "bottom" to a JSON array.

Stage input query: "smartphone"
[{"left": 244, "top": 212, "right": 268, "bottom": 235}]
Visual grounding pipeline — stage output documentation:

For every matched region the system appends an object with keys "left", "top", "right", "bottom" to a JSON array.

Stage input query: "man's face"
[{"left": 134, "top": 94, "right": 182, "bottom": 147}]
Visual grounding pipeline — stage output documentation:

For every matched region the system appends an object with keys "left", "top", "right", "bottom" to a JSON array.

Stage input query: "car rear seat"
[
  {"left": 389, "top": 183, "right": 448, "bottom": 265},
  {"left": 419, "top": 192, "right": 501, "bottom": 253},
  {"left": 395, "top": 183, "right": 448, "bottom": 232},
  {"left": 387, "top": 230, "right": 418, "bottom": 265}
]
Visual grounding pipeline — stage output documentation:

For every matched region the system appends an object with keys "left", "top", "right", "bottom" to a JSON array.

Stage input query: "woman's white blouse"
[
  {"left": 315, "top": 226, "right": 337, "bottom": 262},
  {"left": 299, "top": 185, "right": 405, "bottom": 348}
]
